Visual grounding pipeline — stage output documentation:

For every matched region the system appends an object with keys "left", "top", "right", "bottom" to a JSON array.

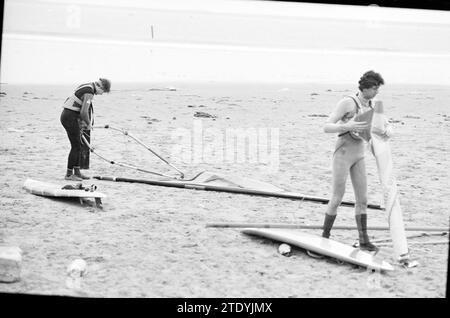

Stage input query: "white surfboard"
[
  {"left": 23, "top": 179, "right": 106, "bottom": 207},
  {"left": 370, "top": 102, "right": 409, "bottom": 261},
  {"left": 242, "top": 228, "right": 394, "bottom": 272}
]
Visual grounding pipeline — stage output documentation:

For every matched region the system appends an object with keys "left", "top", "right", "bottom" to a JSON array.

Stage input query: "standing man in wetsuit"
[
  {"left": 322, "top": 71, "right": 384, "bottom": 252},
  {"left": 60, "top": 78, "right": 111, "bottom": 181}
]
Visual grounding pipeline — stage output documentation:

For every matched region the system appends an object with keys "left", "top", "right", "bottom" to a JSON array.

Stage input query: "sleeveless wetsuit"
[
  {"left": 60, "top": 83, "right": 96, "bottom": 169},
  {"left": 333, "top": 94, "right": 373, "bottom": 167}
]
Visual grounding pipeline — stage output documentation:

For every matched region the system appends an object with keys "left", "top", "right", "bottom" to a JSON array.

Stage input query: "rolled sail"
[{"left": 370, "top": 101, "right": 409, "bottom": 261}]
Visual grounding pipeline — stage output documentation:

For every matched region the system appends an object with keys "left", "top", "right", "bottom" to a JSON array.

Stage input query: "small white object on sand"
[
  {"left": 0, "top": 246, "right": 22, "bottom": 283},
  {"left": 67, "top": 259, "right": 87, "bottom": 278},
  {"left": 278, "top": 243, "right": 292, "bottom": 257}
]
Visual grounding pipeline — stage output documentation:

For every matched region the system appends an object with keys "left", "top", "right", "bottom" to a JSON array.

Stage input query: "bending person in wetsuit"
[
  {"left": 60, "top": 78, "right": 111, "bottom": 181},
  {"left": 322, "top": 70, "right": 384, "bottom": 252}
]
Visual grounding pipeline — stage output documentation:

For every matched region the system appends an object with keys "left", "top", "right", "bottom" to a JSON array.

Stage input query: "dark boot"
[
  {"left": 355, "top": 214, "right": 379, "bottom": 252},
  {"left": 307, "top": 213, "right": 337, "bottom": 259},
  {"left": 65, "top": 168, "right": 73, "bottom": 178},
  {"left": 74, "top": 166, "right": 90, "bottom": 180},
  {"left": 322, "top": 213, "right": 337, "bottom": 239}
]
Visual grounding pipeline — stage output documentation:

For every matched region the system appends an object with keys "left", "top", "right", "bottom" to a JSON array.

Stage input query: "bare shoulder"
[
  {"left": 325, "top": 97, "right": 356, "bottom": 124},
  {"left": 336, "top": 97, "right": 356, "bottom": 111}
]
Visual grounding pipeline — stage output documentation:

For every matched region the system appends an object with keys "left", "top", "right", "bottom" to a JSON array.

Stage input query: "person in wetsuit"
[
  {"left": 322, "top": 71, "right": 384, "bottom": 252},
  {"left": 60, "top": 78, "right": 111, "bottom": 181}
]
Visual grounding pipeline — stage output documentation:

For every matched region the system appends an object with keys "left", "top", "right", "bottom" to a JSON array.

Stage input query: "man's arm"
[
  {"left": 80, "top": 94, "right": 93, "bottom": 130},
  {"left": 323, "top": 99, "right": 368, "bottom": 134}
]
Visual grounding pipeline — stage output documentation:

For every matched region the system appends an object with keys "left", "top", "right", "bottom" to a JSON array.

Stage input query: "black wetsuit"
[{"left": 60, "top": 83, "right": 95, "bottom": 169}]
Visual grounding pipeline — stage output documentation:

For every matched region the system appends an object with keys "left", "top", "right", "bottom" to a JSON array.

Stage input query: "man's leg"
[
  {"left": 350, "top": 159, "right": 378, "bottom": 252},
  {"left": 322, "top": 155, "right": 349, "bottom": 238},
  {"left": 61, "top": 113, "right": 83, "bottom": 181}
]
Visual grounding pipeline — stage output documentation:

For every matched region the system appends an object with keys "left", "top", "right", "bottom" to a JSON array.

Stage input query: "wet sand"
[{"left": 0, "top": 82, "right": 448, "bottom": 297}]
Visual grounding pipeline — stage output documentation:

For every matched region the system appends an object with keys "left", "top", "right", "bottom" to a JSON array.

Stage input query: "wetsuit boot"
[
  {"left": 74, "top": 166, "right": 90, "bottom": 180},
  {"left": 356, "top": 214, "right": 379, "bottom": 252},
  {"left": 322, "top": 214, "right": 337, "bottom": 239},
  {"left": 307, "top": 213, "right": 337, "bottom": 259},
  {"left": 65, "top": 169, "right": 83, "bottom": 181}
]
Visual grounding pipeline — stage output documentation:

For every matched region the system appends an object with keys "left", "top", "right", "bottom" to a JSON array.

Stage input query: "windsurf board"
[
  {"left": 23, "top": 178, "right": 106, "bottom": 207},
  {"left": 242, "top": 228, "right": 394, "bottom": 272}
]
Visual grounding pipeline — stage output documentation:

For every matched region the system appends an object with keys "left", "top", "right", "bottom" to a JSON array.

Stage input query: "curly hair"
[
  {"left": 99, "top": 78, "right": 111, "bottom": 93},
  {"left": 358, "top": 71, "right": 384, "bottom": 91}
]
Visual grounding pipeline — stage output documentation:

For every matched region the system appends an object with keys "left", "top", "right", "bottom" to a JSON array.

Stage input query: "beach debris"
[
  {"left": 388, "top": 118, "right": 404, "bottom": 124},
  {"left": 67, "top": 258, "right": 87, "bottom": 278},
  {"left": 278, "top": 243, "right": 292, "bottom": 257},
  {"left": 404, "top": 115, "right": 421, "bottom": 119},
  {"left": 66, "top": 258, "right": 87, "bottom": 290},
  {"left": 141, "top": 116, "right": 161, "bottom": 124},
  {"left": 0, "top": 92, "right": 6, "bottom": 96},
  {"left": 307, "top": 114, "right": 328, "bottom": 118},
  {"left": 194, "top": 111, "right": 217, "bottom": 119},
  {"left": 140, "top": 116, "right": 160, "bottom": 121},
  {"left": 181, "top": 244, "right": 199, "bottom": 248},
  {"left": 187, "top": 104, "right": 206, "bottom": 108},
  {"left": 310, "top": 92, "right": 319, "bottom": 96},
  {"left": 399, "top": 260, "right": 419, "bottom": 269},
  {"left": 0, "top": 246, "right": 22, "bottom": 283}
]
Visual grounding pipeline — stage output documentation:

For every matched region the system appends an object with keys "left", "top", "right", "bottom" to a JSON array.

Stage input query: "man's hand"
[
  {"left": 80, "top": 121, "right": 92, "bottom": 131},
  {"left": 343, "top": 119, "right": 368, "bottom": 133}
]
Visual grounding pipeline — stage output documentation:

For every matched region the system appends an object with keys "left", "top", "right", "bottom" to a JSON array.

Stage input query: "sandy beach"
[{"left": 0, "top": 82, "right": 448, "bottom": 297}]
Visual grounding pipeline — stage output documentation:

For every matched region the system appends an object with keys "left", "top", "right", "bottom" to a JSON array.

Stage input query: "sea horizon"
[{"left": 2, "top": 0, "right": 450, "bottom": 85}]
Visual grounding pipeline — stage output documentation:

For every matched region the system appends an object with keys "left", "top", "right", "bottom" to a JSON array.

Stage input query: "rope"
[
  {"left": 99, "top": 125, "right": 185, "bottom": 179},
  {"left": 80, "top": 133, "right": 176, "bottom": 179}
]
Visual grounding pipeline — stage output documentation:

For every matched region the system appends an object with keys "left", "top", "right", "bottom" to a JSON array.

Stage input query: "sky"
[{"left": 1, "top": 0, "right": 450, "bottom": 84}]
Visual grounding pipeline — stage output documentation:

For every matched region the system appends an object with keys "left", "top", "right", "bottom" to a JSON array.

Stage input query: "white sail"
[{"left": 370, "top": 102, "right": 409, "bottom": 261}]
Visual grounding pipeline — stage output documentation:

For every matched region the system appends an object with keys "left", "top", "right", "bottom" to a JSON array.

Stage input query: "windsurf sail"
[
  {"left": 370, "top": 102, "right": 410, "bottom": 261},
  {"left": 88, "top": 124, "right": 383, "bottom": 209}
]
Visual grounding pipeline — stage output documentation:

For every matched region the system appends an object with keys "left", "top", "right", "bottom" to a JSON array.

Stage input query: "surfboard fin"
[{"left": 306, "top": 250, "right": 324, "bottom": 259}]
